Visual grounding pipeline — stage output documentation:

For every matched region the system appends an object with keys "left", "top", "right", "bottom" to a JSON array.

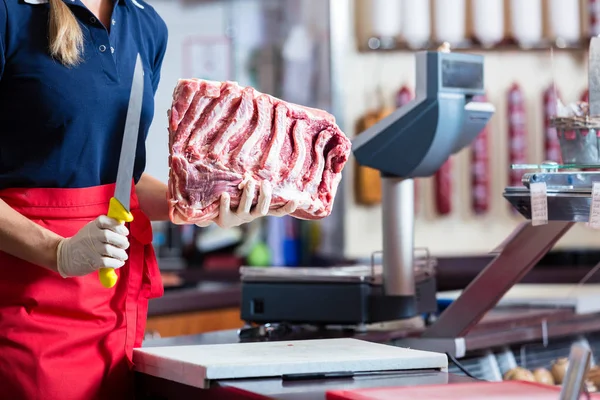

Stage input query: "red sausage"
[
  {"left": 590, "top": 0, "right": 600, "bottom": 37},
  {"left": 581, "top": 89, "right": 589, "bottom": 102},
  {"left": 508, "top": 83, "right": 528, "bottom": 190},
  {"left": 434, "top": 159, "right": 453, "bottom": 216},
  {"left": 543, "top": 85, "right": 562, "bottom": 163},
  {"left": 471, "top": 94, "right": 490, "bottom": 215}
]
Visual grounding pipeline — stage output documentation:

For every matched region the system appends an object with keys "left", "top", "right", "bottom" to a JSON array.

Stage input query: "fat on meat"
[{"left": 167, "top": 79, "right": 352, "bottom": 225}]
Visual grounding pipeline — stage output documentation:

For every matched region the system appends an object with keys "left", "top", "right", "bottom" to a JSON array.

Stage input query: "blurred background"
[{"left": 143, "top": 0, "right": 600, "bottom": 338}]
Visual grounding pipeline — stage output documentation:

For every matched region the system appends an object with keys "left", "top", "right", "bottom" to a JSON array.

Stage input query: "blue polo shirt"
[{"left": 0, "top": 0, "right": 167, "bottom": 189}]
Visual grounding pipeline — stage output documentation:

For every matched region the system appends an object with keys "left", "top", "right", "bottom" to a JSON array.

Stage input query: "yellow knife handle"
[{"left": 99, "top": 197, "right": 134, "bottom": 288}]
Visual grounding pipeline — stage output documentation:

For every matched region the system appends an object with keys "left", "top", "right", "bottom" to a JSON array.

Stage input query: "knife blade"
[
  {"left": 99, "top": 53, "right": 144, "bottom": 289},
  {"left": 589, "top": 37, "right": 600, "bottom": 117}
]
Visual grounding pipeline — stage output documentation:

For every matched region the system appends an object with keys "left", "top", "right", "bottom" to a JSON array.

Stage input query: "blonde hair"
[{"left": 48, "top": 0, "right": 84, "bottom": 67}]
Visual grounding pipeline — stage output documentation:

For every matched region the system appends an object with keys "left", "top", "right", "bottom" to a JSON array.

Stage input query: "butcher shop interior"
[{"left": 12, "top": 0, "right": 600, "bottom": 398}]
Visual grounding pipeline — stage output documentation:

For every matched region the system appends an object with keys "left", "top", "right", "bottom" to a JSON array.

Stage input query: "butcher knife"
[{"left": 99, "top": 53, "right": 144, "bottom": 289}]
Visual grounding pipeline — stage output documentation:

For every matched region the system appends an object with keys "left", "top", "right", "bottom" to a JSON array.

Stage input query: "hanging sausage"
[
  {"left": 471, "top": 0, "right": 504, "bottom": 48},
  {"left": 543, "top": 85, "right": 562, "bottom": 163},
  {"left": 548, "top": 0, "right": 581, "bottom": 45},
  {"left": 395, "top": 85, "right": 419, "bottom": 214},
  {"left": 401, "top": 0, "right": 431, "bottom": 49},
  {"left": 510, "top": 0, "right": 542, "bottom": 48},
  {"left": 582, "top": 89, "right": 589, "bottom": 103},
  {"left": 395, "top": 85, "right": 413, "bottom": 108},
  {"left": 370, "top": 0, "right": 402, "bottom": 48},
  {"left": 507, "top": 83, "right": 527, "bottom": 193},
  {"left": 590, "top": 0, "right": 600, "bottom": 38},
  {"left": 471, "top": 94, "right": 490, "bottom": 215},
  {"left": 434, "top": 160, "right": 453, "bottom": 216},
  {"left": 434, "top": 0, "right": 466, "bottom": 46}
]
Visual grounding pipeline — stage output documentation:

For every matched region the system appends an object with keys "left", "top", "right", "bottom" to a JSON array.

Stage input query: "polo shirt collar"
[{"left": 22, "top": 0, "right": 144, "bottom": 9}]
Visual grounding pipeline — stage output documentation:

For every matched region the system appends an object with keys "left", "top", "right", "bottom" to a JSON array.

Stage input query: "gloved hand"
[
  {"left": 56, "top": 215, "right": 130, "bottom": 278},
  {"left": 197, "top": 180, "right": 299, "bottom": 229}
]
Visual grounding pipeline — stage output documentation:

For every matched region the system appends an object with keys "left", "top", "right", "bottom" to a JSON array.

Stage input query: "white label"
[
  {"left": 589, "top": 182, "right": 600, "bottom": 229},
  {"left": 530, "top": 182, "right": 548, "bottom": 226}
]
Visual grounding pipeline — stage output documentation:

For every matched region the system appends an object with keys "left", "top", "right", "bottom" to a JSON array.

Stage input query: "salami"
[
  {"left": 590, "top": 0, "right": 600, "bottom": 37},
  {"left": 581, "top": 89, "right": 589, "bottom": 102},
  {"left": 472, "top": 0, "right": 504, "bottom": 47},
  {"left": 471, "top": 94, "right": 490, "bottom": 215},
  {"left": 395, "top": 85, "right": 413, "bottom": 108},
  {"left": 507, "top": 83, "right": 527, "bottom": 192},
  {"left": 395, "top": 85, "right": 418, "bottom": 214},
  {"left": 543, "top": 85, "right": 562, "bottom": 163},
  {"left": 431, "top": 81, "right": 453, "bottom": 216},
  {"left": 548, "top": 0, "right": 581, "bottom": 43},
  {"left": 510, "top": 0, "right": 543, "bottom": 48},
  {"left": 434, "top": 159, "right": 452, "bottom": 216}
]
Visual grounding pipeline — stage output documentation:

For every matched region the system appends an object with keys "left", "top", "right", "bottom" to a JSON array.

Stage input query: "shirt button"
[
  {"left": 90, "top": 16, "right": 97, "bottom": 23},
  {"left": 112, "top": 19, "right": 116, "bottom": 25},
  {"left": 110, "top": 47, "right": 115, "bottom": 54},
  {"left": 99, "top": 45, "right": 106, "bottom": 52}
]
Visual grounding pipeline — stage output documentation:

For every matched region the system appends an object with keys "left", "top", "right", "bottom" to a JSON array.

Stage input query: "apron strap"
[{"left": 126, "top": 209, "right": 164, "bottom": 365}]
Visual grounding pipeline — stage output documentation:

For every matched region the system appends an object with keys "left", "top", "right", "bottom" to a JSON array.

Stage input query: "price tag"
[
  {"left": 589, "top": 182, "right": 600, "bottom": 229},
  {"left": 530, "top": 182, "right": 548, "bottom": 226}
]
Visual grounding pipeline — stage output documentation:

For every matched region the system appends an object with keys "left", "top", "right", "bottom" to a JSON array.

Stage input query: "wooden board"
[{"left": 133, "top": 338, "right": 447, "bottom": 389}]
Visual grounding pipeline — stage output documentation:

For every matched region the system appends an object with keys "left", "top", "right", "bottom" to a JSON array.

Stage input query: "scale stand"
[{"left": 381, "top": 177, "right": 416, "bottom": 299}]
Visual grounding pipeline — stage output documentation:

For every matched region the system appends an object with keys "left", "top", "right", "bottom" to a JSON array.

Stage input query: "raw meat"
[{"left": 167, "top": 79, "right": 352, "bottom": 225}]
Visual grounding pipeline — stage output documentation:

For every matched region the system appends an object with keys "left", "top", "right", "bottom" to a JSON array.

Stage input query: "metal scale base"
[
  {"left": 503, "top": 163, "right": 600, "bottom": 222},
  {"left": 239, "top": 262, "right": 438, "bottom": 327}
]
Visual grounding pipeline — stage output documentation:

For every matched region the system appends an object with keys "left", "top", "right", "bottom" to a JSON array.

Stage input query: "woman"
[{"left": 0, "top": 0, "right": 296, "bottom": 398}]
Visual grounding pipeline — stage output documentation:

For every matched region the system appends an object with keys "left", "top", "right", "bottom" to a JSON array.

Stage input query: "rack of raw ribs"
[{"left": 167, "top": 78, "right": 352, "bottom": 225}]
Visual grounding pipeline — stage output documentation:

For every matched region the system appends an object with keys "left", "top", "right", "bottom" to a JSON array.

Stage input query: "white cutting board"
[
  {"left": 438, "top": 284, "right": 600, "bottom": 315},
  {"left": 133, "top": 338, "right": 448, "bottom": 389}
]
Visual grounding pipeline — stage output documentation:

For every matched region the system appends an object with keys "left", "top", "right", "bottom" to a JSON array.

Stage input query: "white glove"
[
  {"left": 197, "top": 180, "right": 299, "bottom": 229},
  {"left": 56, "top": 215, "right": 130, "bottom": 278}
]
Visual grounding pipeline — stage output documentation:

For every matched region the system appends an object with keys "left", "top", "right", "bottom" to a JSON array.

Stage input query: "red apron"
[{"left": 0, "top": 183, "right": 164, "bottom": 400}]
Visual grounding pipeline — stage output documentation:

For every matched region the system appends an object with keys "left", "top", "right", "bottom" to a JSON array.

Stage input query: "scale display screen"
[{"left": 441, "top": 59, "right": 484, "bottom": 90}]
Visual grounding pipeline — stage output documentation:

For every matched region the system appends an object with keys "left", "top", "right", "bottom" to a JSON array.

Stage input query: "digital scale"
[
  {"left": 239, "top": 44, "right": 495, "bottom": 329},
  {"left": 237, "top": 38, "right": 600, "bottom": 351}
]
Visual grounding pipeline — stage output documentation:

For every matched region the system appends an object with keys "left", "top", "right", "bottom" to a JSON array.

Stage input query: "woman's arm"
[
  {"left": 0, "top": 199, "right": 62, "bottom": 271},
  {"left": 135, "top": 173, "right": 170, "bottom": 221}
]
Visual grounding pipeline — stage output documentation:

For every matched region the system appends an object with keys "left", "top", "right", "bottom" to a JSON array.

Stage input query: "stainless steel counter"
[{"left": 135, "top": 370, "right": 478, "bottom": 399}]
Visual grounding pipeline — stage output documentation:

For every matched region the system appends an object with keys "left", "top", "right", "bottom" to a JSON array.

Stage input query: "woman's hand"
[
  {"left": 56, "top": 216, "right": 130, "bottom": 278},
  {"left": 197, "top": 180, "right": 298, "bottom": 229}
]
